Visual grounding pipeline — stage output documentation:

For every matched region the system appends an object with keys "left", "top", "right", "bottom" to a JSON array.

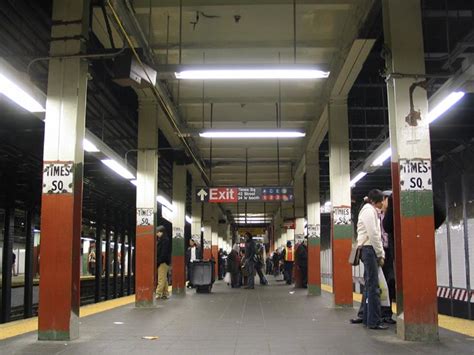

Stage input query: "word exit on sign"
[{"left": 196, "top": 187, "right": 293, "bottom": 203}]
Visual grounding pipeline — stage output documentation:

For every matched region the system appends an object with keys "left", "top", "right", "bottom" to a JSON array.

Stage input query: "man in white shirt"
[{"left": 186, "top": 238, "right": 202, "bottom": 288}]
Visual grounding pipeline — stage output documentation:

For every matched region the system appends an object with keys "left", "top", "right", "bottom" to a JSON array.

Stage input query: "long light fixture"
[
  {"left": 130, "top": 179, "right": 138, "bottom": 186},
  {"left": 0, "top": 72, "right": 45, "bottom": 112},
  {"left": 371, "top": 147, "right": 391, "bottom": 167},
  {"left": 427, "top": 91, "right": 465, "bottom": 124},
  {"left": 175, "top": 68, "right": 330, "bottom": 80},
  {"left": 83, "top": 138, "right": 100, "bottom": 153},
  {"left": 101, "top": 159, "right": 135, "bottom": 179},
  {"left": 199, "top": 130, "right": 305, "bottom": 139},
  {"left": 350, "top": 172, "right": 367, "bottom": 187},
  {"left": 157, "top": 194, "right": 173, "bottom": 210}
]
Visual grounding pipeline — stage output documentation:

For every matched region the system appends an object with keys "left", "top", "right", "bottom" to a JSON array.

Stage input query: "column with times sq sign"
[
  {"left": 135, "top": 98, "right": 158, "bottom": 307},
  {"left": 383, "top": 0, "right": 437, "bottom": 341},
  {"left": 172, "top": 164, "right": 186, "bottom": 295},
  {"left": 328, "top": 96, "right": 353, "bottom": 308},
  {"left": 38, "top": 0, "right": 89, "bottom": 341}
]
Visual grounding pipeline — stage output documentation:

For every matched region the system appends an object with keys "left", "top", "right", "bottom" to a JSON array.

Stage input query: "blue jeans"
[
  {"left": 247, "top": 260, "right": 255, "bottom": 288},
  {"left": 361, "top": 246, "right": 381, "bottom": 327}
]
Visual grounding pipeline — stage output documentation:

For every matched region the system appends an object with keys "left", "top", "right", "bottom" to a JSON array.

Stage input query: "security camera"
[{"left": 234, "top": 15, "right": 241, "bottom": 23}]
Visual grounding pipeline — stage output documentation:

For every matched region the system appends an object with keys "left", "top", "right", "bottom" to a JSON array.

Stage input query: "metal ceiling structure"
[{"left": 0, "top": 0, "right": 473, "bottom": 228}]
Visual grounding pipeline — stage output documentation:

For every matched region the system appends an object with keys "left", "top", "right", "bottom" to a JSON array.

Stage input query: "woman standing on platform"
[
  {"left": 356, "top": 189, "right": 387, "bottom": 330},
  {"left": 227, "top": 244, "right": 241, "bottom": 288}
]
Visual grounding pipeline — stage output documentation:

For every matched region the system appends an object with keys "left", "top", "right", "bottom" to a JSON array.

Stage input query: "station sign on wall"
[
  {"left": 196, "top": 187, "right": 293, "bottom": 203},
  {"left": 42, "top": 161, "right": 74, "bottom": 194}
]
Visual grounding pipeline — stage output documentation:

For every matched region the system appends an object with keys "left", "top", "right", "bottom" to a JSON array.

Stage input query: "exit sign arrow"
[{"left": 197, "top": 188, "right": 208, "bottom": 201}]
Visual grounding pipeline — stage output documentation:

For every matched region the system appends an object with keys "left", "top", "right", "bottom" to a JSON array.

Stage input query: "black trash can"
[{"left": 191, "top": 260, "right": 215, "bottom": 293}]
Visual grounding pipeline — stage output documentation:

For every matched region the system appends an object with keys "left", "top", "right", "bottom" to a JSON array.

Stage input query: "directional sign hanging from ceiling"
[{"left": 195, "top": 187, "right": 294, "bottom": 203}]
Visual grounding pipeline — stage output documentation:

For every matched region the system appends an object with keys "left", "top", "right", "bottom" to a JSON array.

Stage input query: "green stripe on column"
[
  {"left": 172, "top": 238, "right": 185, "bottom": 256},
  {"left": 400, "top": 190, "right": 433, "bottom": 217},
  {"left": 333, "top": 225, "right": 353, "bottom": 240},
  {"left": 308, "top": 284, "right": 321, "bottom": 296},
  {"left": 308, "top": 237, "right": 320, "bottom": 247}
]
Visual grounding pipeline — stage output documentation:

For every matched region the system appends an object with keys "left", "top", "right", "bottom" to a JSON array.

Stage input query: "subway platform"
[{"left": 1, "top": 278, "right": 473, "bottom": 355}]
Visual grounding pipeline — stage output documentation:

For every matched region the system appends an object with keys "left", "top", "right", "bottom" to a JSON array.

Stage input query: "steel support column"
[
  {"left": 191, "top": 179, "right": 202, "bottom": 243},
  {"left": 328, "top": 96, "right": 353, "bottom": 307},
  {"left": 306, "top": 150, "right": 321, "bottom": 296},
  {"left": 104, "top": 219, "right": 111, "bottom": 300},
  {"left": 294, "top": 173, "right": 305, "bottom": 244},
  {"left": 211, "top": 206, "right": 219, "bottom": 278},
  {"left": 120, "top": 220, "right": 126, "bottom": 297},
  {"left": 1, "top": 171, "right": 15, "bottom": 324},
  {"left": 24, "top": 207, "right": 35, "bottom": 318},
  {"left": 127, "top": 215, "right": 133, "bottom": 295},
  {"left": 383, "top": 0, "right": 438, "bottom": 341},
  {"left": 38, "top": 0, "right": 89, "bottom": 340},
  {"left": 95, "top": 210, "right": 103, "bottom": 303},
  {"left": 113, "top": 216, "right": 119, "bottom": 299},
  {"left": 135, "top": 99, "right": 158, "bottom": 307},
  {"left": 172, "top": 164, "right": 187, "bottom": 295},
  {"left": 202, "top": 204, "right": 213, "bottom": 260}
]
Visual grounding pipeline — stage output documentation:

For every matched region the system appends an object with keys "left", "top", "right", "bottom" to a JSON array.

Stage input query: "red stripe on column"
[
  {"left": 38, "top": 194, "right": 77, "bottom": 333},
  {"left": 172, "top": 255, "right": 186, "bottom": 292},
  {"left": 391, "top": 162, "right": 403, "bottom": 313},
  {"left": 332, "top": 239, "right": 353, "bottom": 306},
  {"left": 308, "top": 244, "right": 321, "bottom": 286},
  {"left": 400, "top": 215, "right": 437, "bottom": 325},
  {"left": 203, "top": 248, "right": 212, "bottom": 260},
  {"left": 211, "top": 245, "right": 219, "bottom": 277},
  {"left": 135, "top": 225, "right": 155, "bottom": 304}
]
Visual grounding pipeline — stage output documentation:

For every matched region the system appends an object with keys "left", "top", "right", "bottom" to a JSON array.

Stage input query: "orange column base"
[{"left": 135, "top": 225, "right": 156, "bottom": 307}]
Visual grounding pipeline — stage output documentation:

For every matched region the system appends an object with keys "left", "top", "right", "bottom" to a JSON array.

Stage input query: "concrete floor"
[{"left": 1, "top": 277, "right": 473, "bottom": 355}]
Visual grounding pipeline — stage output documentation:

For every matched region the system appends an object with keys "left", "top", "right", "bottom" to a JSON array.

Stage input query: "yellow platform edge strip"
[
  {"left": 0, "top": 295, "right": 135, "bottom": 341},
  {"left": 321, "top": 283, "right": 474, "bottom": 338}
]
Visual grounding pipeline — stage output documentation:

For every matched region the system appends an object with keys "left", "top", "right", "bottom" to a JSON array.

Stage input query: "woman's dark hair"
[{"left": 367, "top": 189, "right": 384, "bottom": 204}]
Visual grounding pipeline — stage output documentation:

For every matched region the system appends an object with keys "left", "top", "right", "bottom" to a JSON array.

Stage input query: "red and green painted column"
[
  {"left": 306, "top": 150, "right": 321, "bottom": 296},
  {"left": 172, "top": 163, "right": 186, "bottom": 295},
  {"left": 328, "top": 97, "right": 353, "bottom": 307},
  {"left": 38, "top": 0, "right": 89, "bottom": 341},
  {"left": 135, "top": 98, "right": 158, "bottom": 307},
  {"left": 383, "top": 0, "right": 438, "bottom": 341},
  {"left": 211, "top": 210, "right": 219, "bottom": 278},
  {"left": 191, "top": 178, "right": 203, "bottom": 248},
  {"left": 203, "top": 203, "right": 213, "bottom": 260}
]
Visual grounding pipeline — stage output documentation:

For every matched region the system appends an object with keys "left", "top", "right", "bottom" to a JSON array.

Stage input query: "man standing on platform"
[
  {"left": 156, "top": 225, "right": 171, "bottom": 299},
  {"left": 244, "top": 232, "right": 256, "bottom": 289},
  {"left": 186, "top": 237, "right": 202, "bottom": 288},
  {"left": 281, "top": 241, "right": 295, "bottom": 285}
]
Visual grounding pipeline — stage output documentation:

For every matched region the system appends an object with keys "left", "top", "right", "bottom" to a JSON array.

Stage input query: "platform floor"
[{"left": 1, "top": 277, "right": 473, "bottom": 355}]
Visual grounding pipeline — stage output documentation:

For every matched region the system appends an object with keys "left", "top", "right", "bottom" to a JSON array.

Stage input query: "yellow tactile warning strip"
[
  {"left": 0, "top": 286, "right": 174, "bottom": 341},
  {"left": 0, "top": 295, "right": 135, "bottom": 341},
  {"left": 321, "top": 283, "right": 474, "bottom": 338}
]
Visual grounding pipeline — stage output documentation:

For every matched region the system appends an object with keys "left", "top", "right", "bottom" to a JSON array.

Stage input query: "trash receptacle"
[{"left": 191, "top": 260, "right": 215, "bottom": 293}]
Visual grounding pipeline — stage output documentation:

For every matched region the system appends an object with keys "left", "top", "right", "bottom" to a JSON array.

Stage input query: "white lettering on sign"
[
  {"left": 42, "top": 162, "right": 74, "bottom": 194},
  {"left": 333, "top": 207, "right": 351, "bottom": 225},
  {"left": 137, "top": 208, "right": 154, "bottom": 226},
  {"left": 308, "top": 224, "right": 320, "bottom": 238},
  {"left": 400, "top": 159, "right": 432, "bottom": 191}
]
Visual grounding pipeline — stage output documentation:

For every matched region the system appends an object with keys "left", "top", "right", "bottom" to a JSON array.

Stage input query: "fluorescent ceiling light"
[
  {"left": 427, "top": 91, "right": 465, "bottom": 124},
  {"left": 130, "top": 179, "right": 138, "bottom": 186},
  {"left": 0, "top": 72, "right": 45, "bottom": 112},
  {"left": 101, "top": 159, "right": 135, "bottom": 179},
  {"left": 371, "top": 147, "right": 391, "bottom": 167},
  {"left": 175, "top": 69, "right": 330, "bottom": 80},
  {"left": 350, "top": 172, "right": 367, "bottom": 187},
  {"left": 201, "top": 227, "right": 204, "bottom": 232},
  {"left": 199, "top": 131, "right": 305, "bottom": 138},
  {"left": 157, "top": 194, "right": 173, "bottom": 210},
  {"left": 185, "top": 215, "right": 192, "bottom": 224},
  {"left": 83, "top": 138, "right": 100, "bottom": 153}
]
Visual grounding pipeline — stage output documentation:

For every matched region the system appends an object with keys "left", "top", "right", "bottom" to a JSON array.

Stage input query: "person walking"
[
  {"left": 281, "top": 241, "right": 295, "bottom": 285},
  {"left": 255, "top": 243, "right": 268, "bottom": 285},
  {"left": 185, "top": 237, "right": 202, "bottom": 288},
  {"left": 355, "top": 189, "right": 387, "bottom": 330},
  {"left": 227, "top": 244, "right": 241, "bottom": 288},
  {"left": 244, "top": 232, "right": 256, "bottom": 289},
  {"left": 296, "top": 237, "right": 308, "bottom": 288},
  {"left": 156, "top": 225, "right": 171, "bottom": 300},
  {"left": 272, "top": 249, "right": 280, "bottom": 277}
]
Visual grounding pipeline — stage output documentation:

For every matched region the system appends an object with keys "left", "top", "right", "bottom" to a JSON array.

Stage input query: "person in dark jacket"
[
  {"left": 218, "top": 248, "right": 225, "bottom": 280},
  {"left": 255, "top": 243, "right": 268, "bottom": 285},
  {"left": 296, "top": 237, "right": 308, "bottom": 288},
  {"left": 185, "top": 238, "right": 202, "bottom": 288},
  {"left": 272, "top": 249, "right": 280, "bottom": 277},
  {"left": 227, "top": 244, "right": 241, "bottom": 288},
  {"left": 156, "top": 225, "right": 171, "bottom": 299},
  {"left": 244, "top": 232, "right": 256, "bottom": 289}
]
